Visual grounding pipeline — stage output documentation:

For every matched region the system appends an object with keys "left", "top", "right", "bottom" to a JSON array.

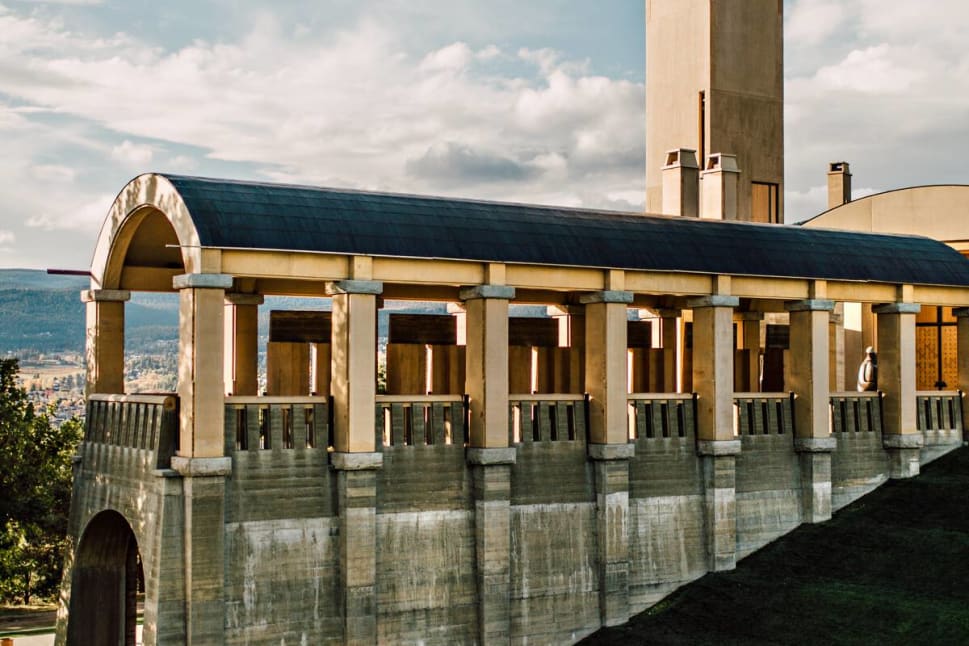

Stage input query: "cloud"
[
  {"left": 0, "top": 230, "right": 14, "bottom": 245},
  {"left": 786, "top": 0, "right": 845, "bottom": 45},
  {"left": 26, "top": 192, "right": 114, "bottom": 231},
  {"left": 30, "top": 164, "right": 75, "bottom": 182},
  {"left": 110, "top": 140, "right": 154, "bottom": 166},
  {"left": 406, "top": 141, "right": 534, "bottom": 185}
]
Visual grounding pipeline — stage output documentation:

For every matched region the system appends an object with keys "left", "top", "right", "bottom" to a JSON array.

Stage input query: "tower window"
[{"left": 752, "top": 182, "right": 779, "bottom": 224}]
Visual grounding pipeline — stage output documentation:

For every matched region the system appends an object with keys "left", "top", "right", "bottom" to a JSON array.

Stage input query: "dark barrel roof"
[{"left": 163, "top": 174, "right": 969, "bottom": 287}]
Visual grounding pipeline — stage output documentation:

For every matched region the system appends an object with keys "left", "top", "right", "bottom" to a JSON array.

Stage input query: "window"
[{"left": 752, "top": 182, "right": 779, "bottom": 224}]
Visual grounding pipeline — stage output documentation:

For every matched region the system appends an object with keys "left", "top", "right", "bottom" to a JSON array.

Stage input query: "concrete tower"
[{"left": 645, "top": 0, "right": 784, "bottom": 223}]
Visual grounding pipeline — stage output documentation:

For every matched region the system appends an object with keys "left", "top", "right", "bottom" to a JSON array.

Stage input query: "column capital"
[
  {"left": 872, "top": 302, "right": 921, "bottom": 315},
  {"left": 225, "top": 293, "right": 264, "bottom": 306},
  {"left": 954, "top": 307, "right": 969, "bottom": 319},
  {"left": 173, "top": 273, "right": 233, "bottom": 290},
  {"left": 579, "top": 290, "right": 633, "bottom": 305},
  {"left": 325, "top": 280, "right": 383, "bottom": 296},
  {"left": 588, "top": 443, "right": 635, "bottom": 461},
  {"left": 459, "top": 284, "right": 515, "bottom": 301},
  {"left": 330, "top": 452, "right": 383, "bottom": 471},
  {"left": 80, "top": 289, "right": 130, "bottom": 303},
  {"left": 785, "top": 299, "right": 835, "bottom": 313},
  {"left": 688, "top": 295, "right": 740, "bottom": 309}
]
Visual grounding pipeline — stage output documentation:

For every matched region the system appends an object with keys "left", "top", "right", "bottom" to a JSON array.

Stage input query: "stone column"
[
  {"left": 689, "top": 294, "right": 740, "bottom": 571},
  {"left": 326, "top": 279, "right": 383, "bottom": 645},
  {"left": 172, "top": 272, "right": 234, "bottom": 645},
  {"left": 461, "top": 284, "right": 514, "bottom": 645},
  {"left": 549, "top": 304, "right": 586, "bottom": 394},
  {"left": 582, "top": 290, "right": 633, "bottom": 444},
  {"left": 739, "top": 312, "right": 762, "bottom": 392},
  {"left": 787, "top": 299, "right": 836, "bottom": 523},
  {"left": 874, "top": 302, "right": 922, "bottom": 478},
  {"left": 175, "top": 273, "right": 233, "bottom": 457},
  {"left": 81, "top": 289, "right": 130, "bottom": 395},
  {"left": 581, "top": 289, "right": 634, "bottom": 627},
  {"left": 659, "top": 309, "right": 681, "bottom": 393},
  {"left": 224, "top": 293, "right": 263, "bottom": 396},
  {"left": 829, "top": 303, "right": 846, "bottom": 391},
  {"left": 461, "top": 285, "right": 514, "bottom": 448},
  {"left": 954, "top": 308, "right": 969, "bottom": 441}
]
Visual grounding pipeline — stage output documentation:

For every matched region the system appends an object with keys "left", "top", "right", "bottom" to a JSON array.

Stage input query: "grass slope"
[{"left": 583, "top": 447, "right": 969, "bottom": 645}]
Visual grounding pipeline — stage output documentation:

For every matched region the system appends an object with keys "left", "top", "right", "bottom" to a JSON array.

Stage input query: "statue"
[{"left": 857, "top": 346, "right": 878, "bottom": 392}]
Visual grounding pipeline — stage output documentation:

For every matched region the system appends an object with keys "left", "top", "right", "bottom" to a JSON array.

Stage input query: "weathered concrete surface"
[
  {"left": 920, "top": 428, "right": 963, "bottom": 465},
  {"left": 57, "top": 443, "right": 186, "bottom": 646},
  {"left": 831, "top": 430, "right": 890, "bottom": 511},
  {"left": 627, "top": 437, "right": 706, "bottom": 612},
  {"left": 735, "top": 435, "right": 802, "bottom": 560}
]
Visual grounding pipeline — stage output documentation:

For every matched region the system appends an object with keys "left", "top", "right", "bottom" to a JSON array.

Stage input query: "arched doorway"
[{"left": 67, "top": 510, "right": 143, "bottom": 646}]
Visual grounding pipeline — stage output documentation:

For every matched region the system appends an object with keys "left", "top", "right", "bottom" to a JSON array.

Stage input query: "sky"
[{"left": 1, "top": 0, "right": 968, "bottom": 270}]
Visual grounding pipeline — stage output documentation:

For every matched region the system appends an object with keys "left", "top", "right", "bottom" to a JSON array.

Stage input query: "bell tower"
[{"left": 645, "top": 0, "right": 784, "bottom": 223}]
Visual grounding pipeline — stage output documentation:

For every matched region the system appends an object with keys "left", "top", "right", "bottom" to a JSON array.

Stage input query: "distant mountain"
[{"left": 0, "top": 269, "right": 551, "bottom": 355}]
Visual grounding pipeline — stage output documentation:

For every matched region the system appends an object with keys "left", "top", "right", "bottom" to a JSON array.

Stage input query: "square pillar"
[
  {"left": 174, "top": 273, "right": 233, "bottom": 458},
  {"left": 829, "top": 303, "right": 846, "bottom": 391},
  {"left": 549, "top": 304, "right": 586, "bottom": 394},
  {"left": 787, "top": 299, "right": 836, "bottom": 523},
  {"left": 874, "top": 302, "right": 922, "bottom": 478},
  {"left": 81, "top": 289, "right": 130, "bottom": 395},
  {"left": 659, "top": 309, "right": 681, "bottom": 393},
  {"left": 589, "top": 444, "right": 634, "bottom": 627},
  {"left": 689, "top": 294, "right": 740, "bottom": 571},
  {"left": 224, "top": 293, "right": 263, "bottom": 396},
  {"left": 467, "top": 447, "right": 516, "bottom": 645},
  {"left": 581, "top": 290, "right": 633, "bottom": 444},
  {"left": 739, "top": 312, "right": 762, "bottom": 392},
  {"left": 955, "top": 308, "right": 969, "bottom": 441},
  {"left": 170, "top": 456, "right": 232, "bottom": 646},
  {"left": 327, "top": 280, "right": 383, "bottom": 454},
  {"left": 460, "top": 285, "right": 515, "bottom": 448},
  {"left": 331, "top": 452, "right": 383, "bottom": 646}
]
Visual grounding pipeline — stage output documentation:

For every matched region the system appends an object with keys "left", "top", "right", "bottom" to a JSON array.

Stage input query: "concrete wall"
[{"left": 64, "top": 404, "right": 963, "bottom": 645}]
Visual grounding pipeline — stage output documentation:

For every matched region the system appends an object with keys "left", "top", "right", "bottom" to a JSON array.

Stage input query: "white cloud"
[
  {"left": 27, "top": 192, "right": 113, "bottom": 231},
  {"left": 30, "top": 163, "right": 75, "bottom": 182},
  {"left": 0, "top": 230, "right": 14, "bottom": 245},
  {"left": 111, "top": 140, "right": 153, "bottom": 166},
  {"left": 786, "top": 0, "right": 845, "bottom": 45},
  {"left": 813, "top": 45, "right": 922, "bottom": 94}
]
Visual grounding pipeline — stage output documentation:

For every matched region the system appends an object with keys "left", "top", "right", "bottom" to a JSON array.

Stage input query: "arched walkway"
[{"left": 67, "top": 510, "right": 143, "bottom": 646}]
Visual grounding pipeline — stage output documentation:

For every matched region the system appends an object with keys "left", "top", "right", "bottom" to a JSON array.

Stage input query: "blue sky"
[{"left": 1, "top": 0, "right": 968, "bottom": 269}]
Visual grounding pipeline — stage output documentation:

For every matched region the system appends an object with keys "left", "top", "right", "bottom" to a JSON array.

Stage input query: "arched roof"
[{"left": 95, "top": 173, "right": 969, "bottom": 289}]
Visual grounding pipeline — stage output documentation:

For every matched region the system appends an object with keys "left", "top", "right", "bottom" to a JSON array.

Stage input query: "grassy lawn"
[{"left": 583, "top": 447, "right": 969, "bottom": 645}]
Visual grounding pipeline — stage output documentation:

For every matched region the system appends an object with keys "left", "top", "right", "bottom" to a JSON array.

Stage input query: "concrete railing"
[
  {"left": 225, "top": 396, "right": 331, "bottom": 451},
  {"left": 734, "top": 392, "right": 795, "bottom": 436},
  {"left": 627, "top": 393, "right": 696, "bottom": 440},
  {"left": 376, "top": 394, "right": 468, "bottom": 447},
  {"left": 916, "top": 391, "right": 964, "bottom": 433},
  {"left": 86, "top": 393, "right": 179, "bottom": 468},
  {"left": 508, "top": 394, "right": 588, "bottom": 444},
  {"left": 829, "top": 392, "right": 882, "bottom": 434}
]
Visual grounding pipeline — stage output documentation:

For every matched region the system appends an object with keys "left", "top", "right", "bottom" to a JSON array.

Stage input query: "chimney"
[
  {"left": 700, "top": 153, "right": 740, "bottom": 220},
  {"left": 827, "top": 161, "right": 852, "bottom": 209},
  {"left": 661, "top": 148, "right": 699, "bottom": 217}
]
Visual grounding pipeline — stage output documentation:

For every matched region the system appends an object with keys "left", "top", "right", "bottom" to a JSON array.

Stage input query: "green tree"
[{"left": 0, "top": 357, "right": 82, "bottom": 604}]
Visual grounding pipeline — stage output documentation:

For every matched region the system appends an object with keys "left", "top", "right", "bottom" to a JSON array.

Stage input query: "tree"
[{"left": 0, "top": 357, "right": 82, "bottom": 604}]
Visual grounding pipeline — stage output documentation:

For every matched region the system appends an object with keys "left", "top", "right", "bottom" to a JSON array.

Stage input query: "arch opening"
[
  {"left": 67, "top": 510, "right": 143, "bottom": 646},
  {"left": 103, "top": 207, "right": 186, "bottom": 292}
]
